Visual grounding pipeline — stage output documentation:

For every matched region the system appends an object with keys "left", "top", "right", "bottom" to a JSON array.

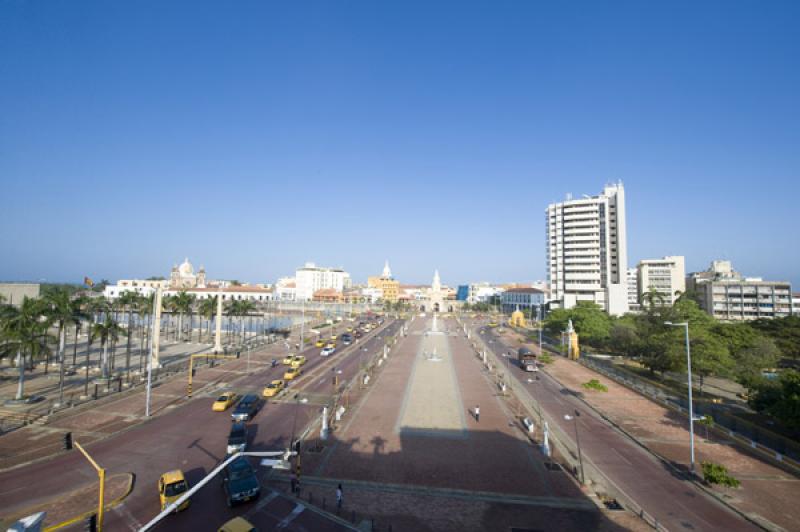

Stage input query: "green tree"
[
  {"left": 544, "top": 302, "right": 612, "bottom": 348},
  {"left": 171, "top": 291, "right": 196, "bottom": 342},
  {"left": 641, "top": 330, "right": 682, "bottom": 376},
  {"left": 608, "top": 317, "right": 641, "bottom": 356},
  {"left": 733, "top": 337, "right": 780, "bottom": 390},
  {"left": 750, "top": 316, "right": 800, "bottom": 361},
  {"left": 762, "top": 370, "right": 800, "bottom": 430},
  {"left": 91, "top": 316, "right": 126, "bottom": 379},
  {"left": 0, "top": 297, "right": 53, "bottom": 400},
  {"left": 685, "top": 329, "right": 732, "bottom": 394},
  {"left": 43, "top": 288, "right": 83, "bottom": 400},
  {"left": 117, "top": 291, "right": 140, "bottom": 381}
]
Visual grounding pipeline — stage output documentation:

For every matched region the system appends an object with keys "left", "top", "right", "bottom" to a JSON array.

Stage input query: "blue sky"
[{"left": 1, "top": 1, "right": 798, "bottom": 287}]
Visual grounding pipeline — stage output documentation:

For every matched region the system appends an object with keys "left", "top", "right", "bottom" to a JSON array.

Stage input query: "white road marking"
[{"left": 276, "top": 502, "right": 306, "bottom": 529}]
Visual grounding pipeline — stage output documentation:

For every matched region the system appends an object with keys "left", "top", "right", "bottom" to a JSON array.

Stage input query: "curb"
[
  {"left": 540, "top": 361, "right": 778, "bottom": 532},
  {"left": 3, "top": 472, "right": 135, "bottom": 532}
]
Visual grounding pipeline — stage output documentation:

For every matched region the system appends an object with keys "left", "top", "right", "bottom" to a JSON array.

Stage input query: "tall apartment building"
[
  {"left": 546, "top": 182, "right": 629, "bottom": 316},
  {"left": 686, "top": 260, "right": 792, "bottom": 321},
  {"left": 295, "top": 262, "right": 351, "bottom": 301},
  {"left": 637, "top": 256, "right": 685, "bottom": 306}
]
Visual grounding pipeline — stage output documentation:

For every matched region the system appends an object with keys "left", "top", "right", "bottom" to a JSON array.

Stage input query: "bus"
[{"left": 517, "top": 347, "right": 538, "bottom": 372}]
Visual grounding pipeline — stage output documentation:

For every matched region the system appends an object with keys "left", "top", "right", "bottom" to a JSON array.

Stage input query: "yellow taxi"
[
  {"left": 263, "top": 379, "right": 285, "bottom": 398},
  {"left": 284, "top": 367, "right": 303, "bottom": 381},
  {"left": 282, "top": 354, "right": 296, "bottom": 365},
  {"left": 330, "top": 334, "right": 338, "bottom": 340},
  {"left": 346, "top": 327, "right": 353, "bottom": 332},
  {"left": 315, "top": 339, "right": 326, "bottom": 348},
  {"left": 212, "top": 392, "right": 238, "bottom": 412},
  {"left": 158, "top": 470, "right": 190, "bottom": 512},
  {"left": 325, "top": 342, "right": 336, "bottom": 349},
  {"left": 488, "top": 322, "right": 499, "bottom": 328},
  {"left": 218, "top": 517, "right": 256, "bottom": 532},
  {"left": 290, "top": 356, "right": 306, "bottom": 368}
]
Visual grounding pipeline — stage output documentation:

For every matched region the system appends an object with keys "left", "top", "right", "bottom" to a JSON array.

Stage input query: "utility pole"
[{"left": 145, "top": 287, "right": 161, "bottom": 418}]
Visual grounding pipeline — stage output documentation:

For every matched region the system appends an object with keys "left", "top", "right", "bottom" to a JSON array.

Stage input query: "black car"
[
  {"left": 231, "top": 394, "right": 261, "bottom": 422},
  {"left": 341, "top": 333, "right": 353, "bottom": 345},
  {"left": 226, "top": 422, "right": 248, "bottom": 455},
  {"left": 222, "top": 456, "right": 260, "bottom": 507}
]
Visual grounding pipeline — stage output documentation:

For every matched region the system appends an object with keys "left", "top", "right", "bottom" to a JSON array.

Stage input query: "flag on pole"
[{"left": 84, "top": 276, "right": 94, "bottom": 287}]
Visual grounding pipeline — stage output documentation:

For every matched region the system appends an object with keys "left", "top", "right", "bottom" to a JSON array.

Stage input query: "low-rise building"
[
  {"left": 686, "top": 261, "right": 792, "bottom": 321},
  {"left": 637, "top": 256, "right": 685, "bottom": 307},
  {"left": 793, "top": 292, "right": 800, "bottom": 316},
  {"left": 295, "top": 262, "right": 351, "bottom": 301},
  {"left": 501, "top": 287, "right": 545, "bottom": 315},
  {"left": 0, "top": 283, "right": 40, "bottom": 306},
  {"left": 313, "top": 288, "right": 343, "bottom": 303}
]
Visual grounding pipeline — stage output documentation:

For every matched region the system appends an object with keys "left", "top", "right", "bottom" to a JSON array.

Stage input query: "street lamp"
[
  {"left": 665, "top": 321, "right": 697, "bottom": 472},
  {"left": 564, "top": 410, "right": 585, "bottom": 485}
]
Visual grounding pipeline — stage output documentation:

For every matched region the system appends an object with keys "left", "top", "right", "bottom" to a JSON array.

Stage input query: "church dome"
[{"left": 178, "top": 258, "right": 194, "bottom": 276}]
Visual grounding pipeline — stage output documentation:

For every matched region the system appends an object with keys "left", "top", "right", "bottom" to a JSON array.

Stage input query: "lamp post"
[
  {"left": 564, "top": 410, "right": 585, "bottom": 485},
  {"left": 665, "top": 321, "right": 696, "bottom": 472}
]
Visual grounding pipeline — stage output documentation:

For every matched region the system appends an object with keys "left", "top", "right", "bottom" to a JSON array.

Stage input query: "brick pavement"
[
  {"left": 542, "top": 354, "right": 800, "bottom": 532},
  {"left": 297, "top": 316, "right": 640, "bottom": 531}
]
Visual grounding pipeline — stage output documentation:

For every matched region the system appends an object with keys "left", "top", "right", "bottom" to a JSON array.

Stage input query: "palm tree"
[
  {"left": 91, "top": 316, "right": 125, "bottom": 380},
  {"left": 43, "top": 288, "right": 82, "bottom": 403},
  {"left": 161, "top": 295, "right": 176, "bottom": 341},
  {"left": 137, "top": 293, "right": 154, "bottom": 374},
  {"left": 237, "top": 300, "right": 256, "bottom": 344},
  {"left": 198, "top": 296, "right": 218, "bottom": 344},
  {"left": 0, "top": 297, "right": 53, "bottom": 400},
  {"left": 71, "top": 296, "right": 90, "bottom": 366},
  {"left": 117, "top": 292, "right": 140, "bottom": 381},
  {"left": 172, "top": 291, "right": 195, "bottom": 343}
]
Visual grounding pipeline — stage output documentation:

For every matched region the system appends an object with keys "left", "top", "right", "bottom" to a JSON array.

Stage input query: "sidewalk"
[{"left": 543, "top": 355, "right": 800, "bottom": 532}]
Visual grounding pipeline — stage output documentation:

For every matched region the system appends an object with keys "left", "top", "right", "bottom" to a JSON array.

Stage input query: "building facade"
[
  {"left": 294, "top": 262, "right": 351, "bottom": 301},
  {"left": 637, "top": 256, "right": 685, "bottom": 307},
  {"left": 367, "top": 261, "right": 400, "bottom": 302},
  {"left": 626, "top": 268, "right": 640, "bottom": 312},
  {"left": 546, "top": 182, "right": 629, "bottom": 315},
  {"left": 686, "top": 261, "right": 792, "bottom": 321},
  {"left": 501, "top": 287, "right": 545, "bottom": 315},
  {"left": 0, "top": 283, "right": 40, "bottom": 306}
]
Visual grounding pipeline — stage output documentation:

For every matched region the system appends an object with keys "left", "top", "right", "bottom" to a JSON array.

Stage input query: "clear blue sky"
[{"left": 1, "top": 1, "right": 798, "bottom": 287}]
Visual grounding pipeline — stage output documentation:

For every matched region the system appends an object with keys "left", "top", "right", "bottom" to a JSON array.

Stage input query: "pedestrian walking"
[
  {"left": 336, "top": 483, "right": 343, "bottom": 510},
  {"left": 475, "top": 404, "right": 480, "bottom": 422}
]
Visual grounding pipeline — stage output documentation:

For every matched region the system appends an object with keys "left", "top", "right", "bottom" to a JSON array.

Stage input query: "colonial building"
[
  {"left": 170, "top": 258, "right": 207, "bottom": 289},
  {"left": 367, "top": 260, "right": 400, "bottom": 303},
  {"left": 501, "top": 287, "right": 545, "bottom": 315}
]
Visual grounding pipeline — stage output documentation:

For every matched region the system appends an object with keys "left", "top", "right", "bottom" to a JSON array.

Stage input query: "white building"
[
  {"left": 274, "top": 277, "right": 297, "bottom": 301},
  {"left": 501, "top": 288, "right": 545, "bottom": 315},
  {"left": 465, "top": 283, "right": 504, "bottom": 304},
  {"left": 637, "top": 256, "right": 685, "bottom": 307},
  {"left": 627, "top": 268, "right": 640, "bottom": 312},
  {"left": 294, "top": 262, "right": 352, "bottom": 301},
  {"left": 104, "top": 279, "right": 168, "bottom": 298},
  {"left": 546, "top": 182, "right": 629, "bottom": 316},
  {"left": 686, "top": 261, "right": 792, "bottom": 321}
]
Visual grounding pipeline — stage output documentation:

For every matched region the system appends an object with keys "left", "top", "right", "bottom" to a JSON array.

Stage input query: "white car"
[{"left": 320, "top": 347, "right": 335, "bottom": 357}]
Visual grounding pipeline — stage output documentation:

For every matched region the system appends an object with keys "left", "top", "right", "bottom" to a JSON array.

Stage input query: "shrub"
[
  {"left": 582, "top": 379, "right": 608, "bottom": 392},
  {"left": 539, "top": 354, "right": 554, "bottom": 364},
  {"left": 701, "top": 461, "right": 740, "bottom": 488}
]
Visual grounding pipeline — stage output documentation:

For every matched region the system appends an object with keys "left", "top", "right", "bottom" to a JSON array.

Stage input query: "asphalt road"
[
  {"left": 473, "top": 320, "right": 759, "bottom": 532},
  {"left": 0, "top": 316, "right": 402, "bottom": 531}
]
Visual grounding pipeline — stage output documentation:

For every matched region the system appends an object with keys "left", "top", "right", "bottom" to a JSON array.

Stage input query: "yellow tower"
[
  {"left": 566, "top": 319, "right": 580, "bottom": 360},
  {"left": 509, "top": 305, "right": 526, "bottom": 328}
]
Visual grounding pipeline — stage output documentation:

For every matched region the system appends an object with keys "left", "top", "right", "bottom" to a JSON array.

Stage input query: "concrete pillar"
[
  {"left": 150, "top": 287, "right": 163, "bottom": 369},
  {"left": 213, "top": 288, "right": 223, "bottom": 353}
]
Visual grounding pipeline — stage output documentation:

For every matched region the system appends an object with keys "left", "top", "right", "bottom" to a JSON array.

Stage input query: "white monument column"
[
  {"left": 214, "top": 287, "right": 223, "bottom": 353},
  {"left": 150, "top": 286, "right": 163, "bottom": 369}
]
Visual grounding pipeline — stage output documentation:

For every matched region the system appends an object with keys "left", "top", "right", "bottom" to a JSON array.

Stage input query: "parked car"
[
  {"left": 231, "top": 395, "right": 261, "bottom": 422},
  {"left": 320, "top": 347, "right": 335, "bottom": 357},
  {"left": 213, "top": 392, "right": 238, "bottom": 412},
  {"left": 222, "top": 457, "right": 260, "bottom": 507},
  {"left": 158, "top": 470, "right": 190, "bottom": 512},
  {"left": 227, "top": 422, "right": 248, "bottom": 455}
]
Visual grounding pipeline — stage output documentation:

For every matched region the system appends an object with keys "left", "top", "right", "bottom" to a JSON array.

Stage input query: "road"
[
  {"left": 0, "top": 316, "right": 402, "bottom": 531},
  {"left": 472, "top": 319, "right": 759, "bottom": 532}
]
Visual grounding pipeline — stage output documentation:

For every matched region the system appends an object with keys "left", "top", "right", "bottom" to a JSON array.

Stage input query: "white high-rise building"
[
  {"left": 294, "top": 262, "right": 352, "bottom": 301},
  {"left": 637, "top": 256, "right": 685, "bottom": 307},
  {"left": 627, "top": 268, "right": 640, "bottom": 312},
  {"left": 546, "top": 182, "right": 629, "bottom": 316}
]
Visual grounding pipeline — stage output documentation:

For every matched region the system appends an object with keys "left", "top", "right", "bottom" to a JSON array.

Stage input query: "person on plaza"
[
  {"left": 475, "top": 404, "right": 480, "bottom": 422},
  {"left": 336, "top": 483, "right": 343, "bottom": 510}
]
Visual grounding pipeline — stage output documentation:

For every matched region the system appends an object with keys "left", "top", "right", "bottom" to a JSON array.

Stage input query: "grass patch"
[
  {"left": 582, "top": 379, "right": 608, "bottom": 392},
  {"left": 539, "top": 354, "right": 554, "bottom": 364}
]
